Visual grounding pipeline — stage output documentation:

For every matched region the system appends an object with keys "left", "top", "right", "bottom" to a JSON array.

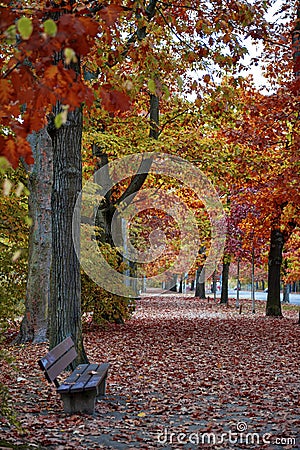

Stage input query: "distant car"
[{"left": 233, "top": 286, "right": 241, "bottom": 291}]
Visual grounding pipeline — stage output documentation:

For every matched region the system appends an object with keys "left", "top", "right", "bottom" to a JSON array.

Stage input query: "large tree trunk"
[
  {"left": 220, "top": 260, "right": 230, "bottom": 304},
  {"left": 266, "top": 229, "right": 284, "bottom": 317},
  {"left": 16, "top": 129, "right": 52, "bottom": 344},
  {"left": 48, "top": 106, "right": 88, "bottom": 365}
]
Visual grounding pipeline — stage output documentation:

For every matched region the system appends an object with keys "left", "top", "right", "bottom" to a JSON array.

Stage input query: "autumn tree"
[
  {"left": 1, "top": 0, "right": 285, "bottom": 350},
  {"left": 221, "top": 82, "right": 300, "bottom": 316}
]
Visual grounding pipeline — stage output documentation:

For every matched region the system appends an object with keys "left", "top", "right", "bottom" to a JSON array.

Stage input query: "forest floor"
[{"left": 0, "top": 296, "right": 299, "bottom": 450}]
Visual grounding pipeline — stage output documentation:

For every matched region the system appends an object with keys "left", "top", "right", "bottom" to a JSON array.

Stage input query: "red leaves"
[
  {"left": 0, "top": 4, "right": 15, "bottom": 32},
  {"left": 0, "top": 3, "right": 132, "bottom": 167},
  {"left": 0, "top": 79, "right": 13, "bottom": 103},
  {"left": 99, "top": 84, "right": 131, "bottom": 114},
  {"left": 99, "top": 4, "right": 124, "bottom": 27},
  {"left": 1, "top": 296, "right": 299, "bottom": 448},
  {"left": 56, "top": 15, "right": 99, "bottom": 55}
]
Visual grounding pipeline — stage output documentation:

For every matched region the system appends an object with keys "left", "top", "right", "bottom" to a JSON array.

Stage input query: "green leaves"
[
  {"left": 147, "top": 79, "right": 170, "bottom": 99},
  {"left": 54, "top": 106, "right": 69, "bottom": 129},
  {"left": 17, "top": 17, "right": 33, "bottom": 40},
  {"left": 148, "top": 79, "right": 156, "bottom": 94},
  {"left": 43, "top": 19, "right": 57, "bottom": 37}
]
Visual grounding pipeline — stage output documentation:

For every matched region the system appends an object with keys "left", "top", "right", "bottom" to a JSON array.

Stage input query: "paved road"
[
  {"left": 143, "top": 288, "right": 300, "bottom": 305},
  {"left": 227, "top": 290, "right": 300, "bottom": 305}
]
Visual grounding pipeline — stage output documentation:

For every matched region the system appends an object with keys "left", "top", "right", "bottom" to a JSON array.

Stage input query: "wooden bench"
[{"left": 38, "top": 336, "right": 110, "bottom": 414}]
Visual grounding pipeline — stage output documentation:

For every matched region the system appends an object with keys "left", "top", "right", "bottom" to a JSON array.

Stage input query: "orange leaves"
[
  {"left": 0, "top": 136, "right": 33, "bottom": 168},
  {"left": 44, "top": 64, "right": 59, "bottom": 81},
  {"left": 0, "top": 12, "right": 101, "bottom": 168},
  {"left": 40, "top": 62, "right": 95, "bottom": 109}
]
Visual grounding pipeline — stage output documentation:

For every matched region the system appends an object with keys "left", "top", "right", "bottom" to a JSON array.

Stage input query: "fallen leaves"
[{"left": 0, "top": 296, "right": 299, "bottom": 449}]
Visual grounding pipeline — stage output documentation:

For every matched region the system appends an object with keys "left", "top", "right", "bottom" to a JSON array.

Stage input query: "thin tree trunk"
[
  {"left": 16, "top": 129, "right": 52, "bottom": 344},
  {"left": 170, "top": 274, "right": 177, "bottom": 291},
  {"left": 282, "top": 283, "right": 290, "bottom": 303},
  {"left": 195, "top": 266, "right": 206, "bottom": 299},
  {"left": 212, "top": 270, "right": 217, "bottom": 302},
  {"left": 251, "top": 246, "right": 255, "bottom": 313},
  {"left": 178, "top": 277, "right": 183, "bottom": 293},
  {"left": 190, "top": 278, "right": 195, "bottom": 291},
  {"left": 235, "top": 257, "right": 240, "bottom": 309},
  {"left": 48, "top": 106, "right": 88, "bottom": 364},
  {"left": 266, "top": 229, "right": 284, "bottom": 317},
  {"left": 282, "top": 259, "right": 290, "bottom": 303},
  {"left": 220, "top": 260, "right": 230, "bottom": 304}
]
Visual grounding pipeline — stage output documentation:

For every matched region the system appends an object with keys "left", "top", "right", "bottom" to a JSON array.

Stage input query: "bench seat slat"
[
  {"left": 68, "top": 364, "right": 99, "bottom": 393},
  {"left": 57, "top": 364, "right": 98, "bottom": 394},
  {"left": 57, "top": 363, "right": 110, "bottom": 394},
  {"left": 83, "top": 363, "right": 110, "bottom": 391}
]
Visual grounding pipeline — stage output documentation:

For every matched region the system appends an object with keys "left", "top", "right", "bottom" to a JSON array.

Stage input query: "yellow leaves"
[
  {"left": 64, "top": 47, "right": 77, "bottom": 65},
  {"left": 137, "top": 412, "right": 146, "bottom": 418},
  {"left": 11, "top": 249, "right": 22, "bottom": 262}
]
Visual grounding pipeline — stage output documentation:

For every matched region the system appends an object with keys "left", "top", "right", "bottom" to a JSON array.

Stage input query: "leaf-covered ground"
[{"left": 0, "top": 296, "right": 299, "bottom": 449}]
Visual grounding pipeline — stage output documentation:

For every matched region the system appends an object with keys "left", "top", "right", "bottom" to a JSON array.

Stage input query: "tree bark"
[
  {"left": 48, "top": 106, "right": 88, "bottom": 364},
  {"left": 266, "top": 229, "right": 284, "bottom": 317},
  {"left": 195, "top": 266, "right": 206, "bottom": 299},
  {"left": 16, "top": 129, "right": 52, "bottom": 344},
  {"left": 282, "top": 283, "right": 290, "bottom": 303},
  {"left": 220, "top": 260, "right": 230, "bottom": 304}
]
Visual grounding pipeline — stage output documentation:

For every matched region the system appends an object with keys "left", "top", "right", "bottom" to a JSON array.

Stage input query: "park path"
[{"left": 0, "top": 296, "right": 299, "bottom": 449}]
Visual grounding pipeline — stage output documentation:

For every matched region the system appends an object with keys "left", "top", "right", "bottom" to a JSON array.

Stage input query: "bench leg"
[
  {"left": 97, "top": 376, "right": 107, "bottom": 397},
  {"left": 60, "top": 392, "right": 96, "bottom": 414}
]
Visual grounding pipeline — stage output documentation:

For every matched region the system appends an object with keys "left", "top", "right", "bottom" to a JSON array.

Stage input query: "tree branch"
[{"left": 112, "top": 155, "right": 154, "bottom": 211}]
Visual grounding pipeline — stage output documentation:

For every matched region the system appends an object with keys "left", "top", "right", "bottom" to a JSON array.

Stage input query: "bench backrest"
[{"left": 38, "top": 336, "right": 77, "bottom": 387}]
